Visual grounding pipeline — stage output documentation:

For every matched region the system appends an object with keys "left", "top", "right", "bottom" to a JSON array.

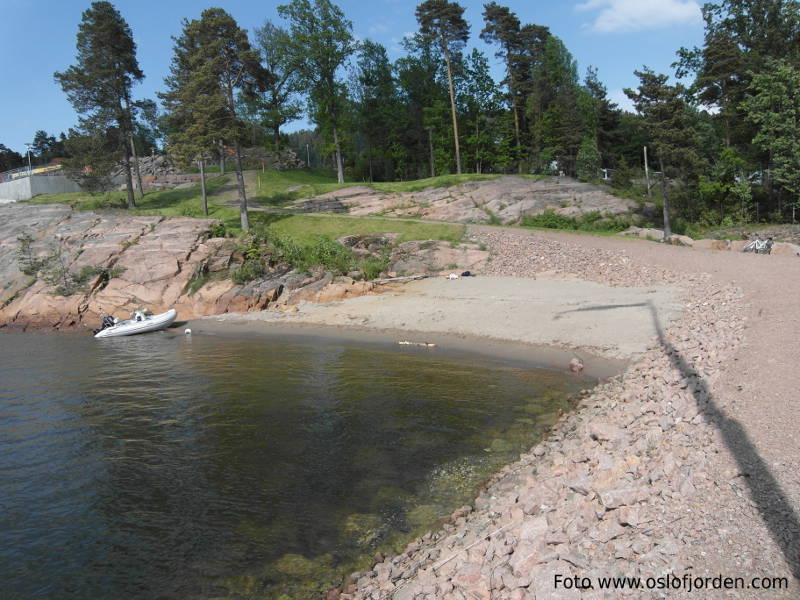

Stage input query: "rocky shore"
[{"left": 331, "top": 229, "right": 799, "bottom": 599}]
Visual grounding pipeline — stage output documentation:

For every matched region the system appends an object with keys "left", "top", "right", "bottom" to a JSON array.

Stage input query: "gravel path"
[{"left": 340, "top": 226, "right": 799, "bottom": 600}]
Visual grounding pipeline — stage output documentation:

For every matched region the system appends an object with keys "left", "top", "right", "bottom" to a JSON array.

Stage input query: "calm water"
[{"left": 0, "top": 330, "right": 590, "bottom": 599}]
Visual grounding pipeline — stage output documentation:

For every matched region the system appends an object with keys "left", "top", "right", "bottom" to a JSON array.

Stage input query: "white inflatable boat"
[{"left": 94, "top": 309, "right": 177, "bottom": 338}]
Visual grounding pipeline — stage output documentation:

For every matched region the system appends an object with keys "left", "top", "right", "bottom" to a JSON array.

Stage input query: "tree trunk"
[
  {"left": 233, "top": 141, "right": 249, "bottom": 231},
  {"left": 199, "top": 157, "right": 208, "bottom": 217},
  {"left": 219, "top": 140, "right": 226, "bottom": 175},
  {"left": 658, "top": 155, "right": 671, "bottom": 239},
  {"left": 428, "top": 129, "right": 435, "bottom": 178},
  {"left": 122, "top": 143, "right": 135, "bottom": 209},
  {"left": 443, "top": 49, "right": 461, "bottom": 175},
  {"left": 332, "top": 125, "right": 344, "bottom": 184},
  {"left": 129, "top": 133, "right": 144, "bottom": 200}
]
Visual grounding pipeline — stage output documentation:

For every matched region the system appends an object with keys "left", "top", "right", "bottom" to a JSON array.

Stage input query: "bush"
[
  {"left": 232, "top": 259, "right": 265, "bottom": 285},
  {"left": 521, "top": 209, "right": 632, "bottom": 233}
]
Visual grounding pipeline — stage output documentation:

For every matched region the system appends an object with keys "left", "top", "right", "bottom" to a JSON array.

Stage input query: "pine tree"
[
  {"left": 54, "top": 1, "right": 143, "bottom": 208},
  {"left": 416, "top": 0, "right": 470, "bottom": 174},
  {"left": 160, "top": 8, "right": 268, "bottom": 230}
]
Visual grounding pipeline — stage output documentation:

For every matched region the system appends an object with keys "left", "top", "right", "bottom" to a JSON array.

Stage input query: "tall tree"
[
  {"left": 416, "top": 0, "right": 470, "bottom": 174},
  {"left": 54, "top": 1, "right": 143, "bottom": 208},
  {"left": 394, "top": 35, "right": 451, "bottom": 179},
  {"left": 459, "top": 48, "right": 506, "bottom": 173},
  {"left": 742, "top": 59, "right": 800, "bottom": 222},
  {"left": 351, "top": 40, "right": 398, "bottom": 181},
  {"left": 278, "top": 0, "right": 356, "bottom": 184},
  {"left": 160, "top": 8, "right": 268, "bottom": 230},
  {"left": 625, "top": 69, "right": 705, "bottom": 237},
  {"left": 481, "top": 2, "right": 525, "bottom": 171},
  {"left": 252, "top": 20, "right": 304, "bottom": 148}
]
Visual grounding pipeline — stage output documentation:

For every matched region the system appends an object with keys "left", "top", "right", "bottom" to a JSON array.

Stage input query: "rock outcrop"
[
  {"left": 0, "top": 204, "right": 353, "bottom": 330},
  {"left": 292, "top": 176, "right": 638, "bottom": 225}
]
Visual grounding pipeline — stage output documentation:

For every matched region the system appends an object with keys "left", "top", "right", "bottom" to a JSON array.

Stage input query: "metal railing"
[{"left": 0, "top": 163, "right": 63, "bottom": 183}]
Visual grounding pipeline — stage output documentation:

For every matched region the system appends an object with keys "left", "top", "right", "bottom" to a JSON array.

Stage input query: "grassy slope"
[
  {"left": 251, "top": 213, "right": 464, "bottom": 246},
  {"left": 29, "top": 175, "right": 241, "bottom": 225},
  {"left": 25, "top": 170, "right": 467, "bottom": 243}
]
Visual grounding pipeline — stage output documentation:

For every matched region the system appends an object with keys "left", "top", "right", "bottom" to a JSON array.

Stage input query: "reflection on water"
[{"left": 0, "top": 331, "right": 590, "bottom": 599}]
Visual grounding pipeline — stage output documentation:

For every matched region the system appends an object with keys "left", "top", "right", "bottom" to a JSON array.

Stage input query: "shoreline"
[
  {"left": 332, "top": 227, "right": 799, "bottom": 599},
  {"left": 186, "top": 316, "right": 629, "bottom": 380}
]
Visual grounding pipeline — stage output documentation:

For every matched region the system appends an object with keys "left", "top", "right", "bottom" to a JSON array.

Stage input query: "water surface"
[{"left": 0, "top": 330, "right": 590, "bottom": 599}]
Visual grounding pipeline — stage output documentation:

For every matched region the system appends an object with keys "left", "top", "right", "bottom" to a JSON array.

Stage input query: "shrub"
[{"left": 521, "top": 209, "right": 631, "bottom": 233}]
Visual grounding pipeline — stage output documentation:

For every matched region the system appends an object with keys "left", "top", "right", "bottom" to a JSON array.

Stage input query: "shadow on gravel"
[{"left": 646, "top": 301, "right": 800, "bottom": 581}]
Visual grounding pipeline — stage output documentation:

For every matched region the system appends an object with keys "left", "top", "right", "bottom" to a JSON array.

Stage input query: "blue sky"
[{"left": 0, "top": 0, "right": 704, "bottom": 156}]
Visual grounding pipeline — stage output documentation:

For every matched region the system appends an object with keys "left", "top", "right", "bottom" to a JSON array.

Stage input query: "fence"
[{"left": 0, "top": 163, "right": 63, "bottom": 184}]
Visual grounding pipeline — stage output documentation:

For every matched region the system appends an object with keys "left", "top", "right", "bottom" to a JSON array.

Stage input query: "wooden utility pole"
[
  {"left": 658, "top": 155, "right": 672, "bottom": 240},
  {"left": 428, "top": 129, "right": 435, "bottom": 178},
  {"left": 198, "top": 156, "right": 208, "bottom": 216},
  {"left": 130, "top": 133, "right": 144, "bottom": 200}
]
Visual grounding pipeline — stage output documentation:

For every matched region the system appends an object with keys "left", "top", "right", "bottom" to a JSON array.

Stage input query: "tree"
[
  {"left": 416, "top": 0, "right": 470, "bottom": 174},
  {"left": 252, "top": 20, "right": 304, "bottom": 148},
  {"left": 742, "top": 59, "right": 800, "bottom": 222},
  {"left": 394, "top": 35, "right": 451, "bottom": 179},
  {"left": 625, "top": 68, "right": 705, "bottom": 237},
  {"left": 54, "top": 1, "right": 143, "bottom": 208},
  {"left": 583, "top": 66, "right": 622, "bottom": 167},
  {"left": 160, "top": 8, "right": 268, "bottom": 229},
  {"left": 278, "top": 0, "right": 356, "bottom": 184},
  {"left": 0, "top": 144, "right": 24, "bottom": 172},
  {"left": 459, "top": 48, "right": 506, "bottom": 173},
  {"left": 575, "top": 137, "right": 601, "bottom": 181},
  {"left": 351, "top": 40, "right": 398, "bottom": 181},
  {"left": 481, "top": 2, "right": 524, "bottom": 171},
  {"left": 528, "top": 35, "right": 583, "bottom": 174}
]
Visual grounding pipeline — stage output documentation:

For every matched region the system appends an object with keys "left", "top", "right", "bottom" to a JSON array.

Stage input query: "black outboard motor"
[{"left": 93, "top": 315, "right": 117, "bottom": 334}]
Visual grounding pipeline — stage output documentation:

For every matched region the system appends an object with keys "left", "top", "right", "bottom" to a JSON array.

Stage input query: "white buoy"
[{"left": 184, "top": 328, "right": 192, "bottom": 335}]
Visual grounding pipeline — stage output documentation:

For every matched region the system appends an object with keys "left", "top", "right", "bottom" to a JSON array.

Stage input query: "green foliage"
[
  {"left": 15, "top": 234, "right": 125, "bottom": 296},
  {"left": 209, "top": 222, "right": 228, "bottom": 238},
  {"left": 742, "top": 59, "right": 800, "bottom": 218},
  {"left": 54, "top": 1, "right": 143, "bottom": 208},
  {"left": 16, "top": 234, "right": 46, "bottom": 276},
  {"left": 278, "top": 0, "right": 356, "bottom": 183},
  {"left": 610, "top": 157, "right": 634, "bottom": 189},
  {"left": 521, "top": 209, "right": 631, "bottom": 233},
  {"left": 160, "top": 7, "right": 268, "bottom": 229},
  {"left": 232, "top": 259, "right": 267, "bottom": 285},
  {"left": 575, "top": 137, "right": 601, "bottom": 181}
]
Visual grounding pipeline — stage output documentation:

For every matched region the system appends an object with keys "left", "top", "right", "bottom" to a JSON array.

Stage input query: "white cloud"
[{"left": 576, "top": 0, "right": 702, "bottom": 33}]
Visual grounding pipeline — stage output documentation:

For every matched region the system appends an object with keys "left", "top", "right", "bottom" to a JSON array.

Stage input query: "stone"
[
  {"left": 587, "top": 422, "right": 625, "bottom": 443},
  {"left": 569, "top": 358, "right": 584, "bottom": 373}
]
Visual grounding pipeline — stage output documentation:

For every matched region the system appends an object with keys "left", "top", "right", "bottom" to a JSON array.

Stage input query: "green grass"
[
  {"left": 250, "top": 213, "right": 465, "bottom": 245},
  {"left": 26, "top": 175, "right": 242, "bottom": 229},
  {"left": 253, "top": 169, "right": 350, "bottom": 206}
]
